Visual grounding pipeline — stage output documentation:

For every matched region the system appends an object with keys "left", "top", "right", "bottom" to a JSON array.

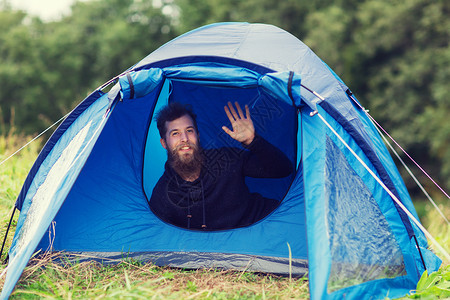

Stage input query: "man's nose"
[{"left": 180, "top": 131, "right": 189, "bottom": 142}]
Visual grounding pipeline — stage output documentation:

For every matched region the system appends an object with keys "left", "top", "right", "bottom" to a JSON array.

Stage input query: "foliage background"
[
  {"left": 0, "top": 1, "right": 449, "bottom": 298},
  {"left": 0, "top": 0, "right": 448, "bottom": 196}
]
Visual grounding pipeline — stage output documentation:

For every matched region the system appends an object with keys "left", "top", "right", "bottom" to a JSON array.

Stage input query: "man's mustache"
[{"left": 173, "top": 142, "right": 198, "bottom": 152}]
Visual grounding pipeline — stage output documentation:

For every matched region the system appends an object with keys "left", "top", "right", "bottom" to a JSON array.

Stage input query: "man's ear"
[{"left": 160, "top": 138, "right": 167, "bottom": 149}]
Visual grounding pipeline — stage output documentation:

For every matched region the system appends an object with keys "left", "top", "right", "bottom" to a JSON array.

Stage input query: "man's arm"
[{"left": 242, "top": 134, "right": 294, "bottom": 178}]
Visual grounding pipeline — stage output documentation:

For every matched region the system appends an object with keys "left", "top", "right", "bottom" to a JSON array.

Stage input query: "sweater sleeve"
[{"left": 242, "top": 134, "right": 294, "bottom": 178}]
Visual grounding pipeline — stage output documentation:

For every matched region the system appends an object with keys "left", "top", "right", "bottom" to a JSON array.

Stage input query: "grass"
[
  {"left": 6, "top": 254, "right": 310, "bottom": 299},
  {"left": 0, "top": 131, "right": 449, "bottom": 299},
  {"left": 0, "top": 129, "right": 41, "bottom": 262}
]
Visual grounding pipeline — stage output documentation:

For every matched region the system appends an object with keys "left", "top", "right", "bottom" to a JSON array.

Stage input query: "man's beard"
[{"left": 168, "top": 142, "right": 204, "bottom": 181}]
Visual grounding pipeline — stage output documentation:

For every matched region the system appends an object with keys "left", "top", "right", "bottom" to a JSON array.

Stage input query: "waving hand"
[{"left": 222, "top": 102, "right": 255, "bottom": 146}]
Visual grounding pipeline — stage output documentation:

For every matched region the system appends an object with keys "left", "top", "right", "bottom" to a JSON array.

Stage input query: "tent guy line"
[
  {"left": 304, "top": 81, "right": 448, "bottom": 259},
  {"left": 0, "top": 113, "right": 70, "bottom": 168},
  {"left": 368, "top": 112, "right": 449, "bottom": 200},
  {"left": 372, "top": 118, "right": 450, "bottom": 225},
  {"left": 348, "top": 94, "right": 449, "bottom": 201},
  {"left": 317, "top": 112, "right": 450, "bottom": 263},
  {"left": 0, "top": 104, "right": 111, "bottom": 281},
  {"left": 303, "top": 83, "right": 448, "bottom": 226}
]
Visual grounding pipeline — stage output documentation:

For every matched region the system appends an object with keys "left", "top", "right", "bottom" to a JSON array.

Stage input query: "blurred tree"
[
  {"left": 0, "top": 0, "right": 448, "bottom": 193},
  {"left": 0, "top": 9, "right": 43, "bottom": 133},
  {"left": 0, "top": 0, "right": 175, "bottom": 134},
  {"left": 304, "top": 0, "right": 450, "bottom": 191},
  {"left": 175, "top": 0, "right": 331, "bottom": 37},
  {"left": 357, "top": 0, "right": 449, "bottom": 190}
]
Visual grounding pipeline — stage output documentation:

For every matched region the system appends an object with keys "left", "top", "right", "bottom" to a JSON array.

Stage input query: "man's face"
[{"left": 161, "top": 114, "right": 200, "bottom": 165}]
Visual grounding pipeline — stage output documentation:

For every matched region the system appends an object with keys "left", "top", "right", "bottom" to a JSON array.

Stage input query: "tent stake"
[{"left": 1, "top": 207, "right": 16, "bottom": 264}]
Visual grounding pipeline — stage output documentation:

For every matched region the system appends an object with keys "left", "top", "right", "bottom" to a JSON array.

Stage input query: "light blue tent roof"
[
  {"left": 134, "top": 22, "right": 347, "bottom": 111},
  {"left": 2, "top": 22, "right": 441, "bottom": 300},
  {"left": 135, "top": 22, "right": 308, "bottom": 71}
]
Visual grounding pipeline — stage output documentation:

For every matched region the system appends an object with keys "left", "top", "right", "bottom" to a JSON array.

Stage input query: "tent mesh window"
[{"left": 324, "top": 137, "right": 406, "bottom": 293}]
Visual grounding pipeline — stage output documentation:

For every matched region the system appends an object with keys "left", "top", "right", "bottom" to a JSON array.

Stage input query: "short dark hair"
[{"left": 155, "top": 102, "right": 198, "bottom": 138}]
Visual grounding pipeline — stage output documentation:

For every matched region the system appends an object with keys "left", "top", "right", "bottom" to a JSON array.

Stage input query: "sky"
[
  {"left": 6, "top": 0, "right": 170, "bottom": 21},
  {"left": 8, "top": 0, "right": 79, "bottom": 21}
]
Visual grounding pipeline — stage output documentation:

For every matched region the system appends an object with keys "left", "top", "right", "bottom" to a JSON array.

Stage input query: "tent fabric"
[
  {"left": 3, "top": 93, "right": 112, "bottom": 299},
  {"left": 14, "top": 90, "right": 107, "bottom": 210},
  {"left": 302, "top": 105, "right": 421, "bottom": 299},
  {"left": 52, "top": 251, "right": 309, "bottom": 276},
  {"left": 1, "top": 22, "right": 441, "bottom": 300}
]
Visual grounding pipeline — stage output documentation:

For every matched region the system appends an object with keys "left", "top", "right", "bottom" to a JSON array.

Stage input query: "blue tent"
[{"left": 1, "top": 22, "right": 441, "bottom": 299}]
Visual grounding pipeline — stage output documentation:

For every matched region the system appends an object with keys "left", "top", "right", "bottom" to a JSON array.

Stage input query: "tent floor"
[{"left": 40, "top": 251, "right": 308, "bottom": 277}]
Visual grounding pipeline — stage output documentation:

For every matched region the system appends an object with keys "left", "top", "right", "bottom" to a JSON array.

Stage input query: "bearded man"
[{"left": 149, "top": 101, "right": 293, "bottom": 230}]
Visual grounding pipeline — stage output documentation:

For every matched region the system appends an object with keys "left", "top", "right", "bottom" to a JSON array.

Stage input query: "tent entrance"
[{"left": 142, "top": 74, "right": 299, "bottom": 230}]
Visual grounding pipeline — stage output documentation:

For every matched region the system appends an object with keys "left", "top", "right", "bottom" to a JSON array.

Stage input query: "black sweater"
[{"left": 149, "top": 135, "right": 293, "bottom": 230}]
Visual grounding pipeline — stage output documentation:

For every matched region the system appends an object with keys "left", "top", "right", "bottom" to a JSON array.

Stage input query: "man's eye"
[{"left": 172, "top": 132, "right": 179, "bottom": 136}]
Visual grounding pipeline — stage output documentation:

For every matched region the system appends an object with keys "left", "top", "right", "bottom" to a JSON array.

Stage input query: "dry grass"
[
  {"left": 2, "top": 252, "right": 309, "bottom": 299},
  {"left": 417, "top": 199, "right": 450, "bottom": 266}
]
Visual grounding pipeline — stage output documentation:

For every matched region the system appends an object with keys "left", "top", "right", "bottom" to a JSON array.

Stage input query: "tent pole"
[
  {"left": 413, "top": 235, "right": 427, "bottom": 272},
  {"left": 0, "top": 206, "right": 16, "bottom": 264}
]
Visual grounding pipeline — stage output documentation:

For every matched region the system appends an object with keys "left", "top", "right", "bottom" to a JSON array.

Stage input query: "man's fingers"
[
  {"left": 227, "top": 102, "right": 239, "bottom": 120},
  {"left": 224, "top": 106, "right": 235, "bottom": 122},
  {"left": 234, "top": 102, "right": 245, "bottom": 119},
  {"left": 245, "top": 104, "right": 251, "bottom": 119},
  {"left": 222, "top": 126, "right": 233, "bottom": 136}
]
